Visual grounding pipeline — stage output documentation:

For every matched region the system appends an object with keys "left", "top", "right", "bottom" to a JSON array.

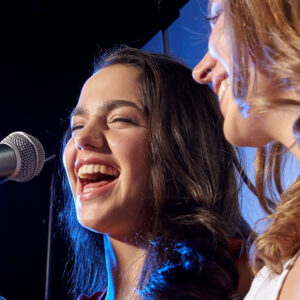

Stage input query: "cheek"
[
  {"left": 208, "top": 18, "right": 231, "bottom": 73},
  {"left": 130, "top": 135, "right": 149, "bottom": 169},
  {"left": 110, "top": 132, "right": 149, "bottom": 178},
  {"left": 63, "top": 139, "right": 76, "bottom": 187},
  {"left": 112, "top": 130, "right": 148, "bottom": 159}
]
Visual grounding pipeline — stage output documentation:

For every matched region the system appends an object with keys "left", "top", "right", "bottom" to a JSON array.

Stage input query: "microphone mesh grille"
[{"left": 1, "top": 132, "right": 45, "bottom": 182}]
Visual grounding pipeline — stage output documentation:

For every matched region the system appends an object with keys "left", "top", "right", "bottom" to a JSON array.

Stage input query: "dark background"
[{"left": 0, "top": 1, "right": 188, "bottom": 299}]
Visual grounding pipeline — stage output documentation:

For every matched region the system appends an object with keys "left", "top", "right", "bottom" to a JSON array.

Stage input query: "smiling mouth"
[
  {"left": 218, "top": 77, "right": 230, "bottom": 101},
  {"left": 77, "top": 164, "right": 120, "bottom": 193}
]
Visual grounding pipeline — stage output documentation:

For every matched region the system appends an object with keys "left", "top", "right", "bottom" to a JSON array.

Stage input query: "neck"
[{"left": 104, "top": 234, "right": 146, "bottom": 300}]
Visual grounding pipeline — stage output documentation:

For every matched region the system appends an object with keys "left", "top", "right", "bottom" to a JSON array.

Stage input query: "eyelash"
[
  {"left": 71, "top": 124, "right": 83, "bottom": 132},
  {"left": 70, "top": 117, "right": 135, "bottom": 132},
  {"left": 206, "top": 11, "right": 221, "bottom": 26},
  {"left": 110, "top": 117, "right": 134, "bottom": 124}
]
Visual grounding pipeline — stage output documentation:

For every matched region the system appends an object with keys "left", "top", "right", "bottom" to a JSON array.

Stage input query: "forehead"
[
  {"left": 77, "top": 64, "right": 142, "bottom": 108},
  {"left": 208, "top": 0, "right": 213, "bottom": 12},
  {"left": 209, "top": 0, "right": 223, "bottom": 13}
]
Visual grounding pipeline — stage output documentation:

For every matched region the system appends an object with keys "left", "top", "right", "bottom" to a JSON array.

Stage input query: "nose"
[
  {"left": 192, "top": 52, "right": 217, "bottom": 84},
  {"left": 74, "top": 123, "right": 107, "bottom": 152}
]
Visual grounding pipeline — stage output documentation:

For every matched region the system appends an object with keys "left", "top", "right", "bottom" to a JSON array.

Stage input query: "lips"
[
  {"left": 216, "top": 77, "right": 231, "bottom": 115},
  {"left": 218, "top": 77, "right": 230, "bottom": 101},
  {"left": 78, "top": 163, "right": 119, "bottom": 178},
  {"left": 75, "top": 161, "right": 120, "bottom": 200}
]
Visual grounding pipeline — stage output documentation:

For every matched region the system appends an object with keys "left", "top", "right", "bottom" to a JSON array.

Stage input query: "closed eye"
[
  {"left": 206, "top": 14, "right": 218, "bottom": 24},
  {"left": 206, "top": 12, "right": 221, "bottom": 27},
  {"left": 111, "top": 117, "right": 134, "bottom": 123},
  {"left": 71, "top": 124, "right": 84, "bottom": 132}
]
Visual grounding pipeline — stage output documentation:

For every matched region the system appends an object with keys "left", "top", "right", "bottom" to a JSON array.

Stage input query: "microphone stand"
[
  {"left": 45, "top": 156, "right": 56, "bottom": 300},
  {"left": 0, "top": 153, "right": 57, "bottom": 299}
]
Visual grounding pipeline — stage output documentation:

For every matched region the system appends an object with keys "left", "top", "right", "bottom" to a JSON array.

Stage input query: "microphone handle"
[{"left": 0, "top": 144, "right": 17, "bottom": 178}]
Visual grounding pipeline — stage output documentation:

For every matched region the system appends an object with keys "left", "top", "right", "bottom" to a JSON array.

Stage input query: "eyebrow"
[{"left": 70, "top": 99, "right": 145, "bottom": 119}]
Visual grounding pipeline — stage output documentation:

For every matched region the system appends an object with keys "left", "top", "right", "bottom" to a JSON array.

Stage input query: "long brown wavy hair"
[{"left": 221, "top": 0, "right": 300, "bottom": 274}]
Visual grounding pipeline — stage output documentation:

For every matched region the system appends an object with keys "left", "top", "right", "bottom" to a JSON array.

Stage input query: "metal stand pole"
[{"left": 45, "top": 172, "right": 55, "bottom": 300}]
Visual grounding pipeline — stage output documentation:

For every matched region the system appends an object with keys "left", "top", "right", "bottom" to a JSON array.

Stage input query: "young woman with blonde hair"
[{"left": 193, "top": 0, "right": 300, "bottom": 299}]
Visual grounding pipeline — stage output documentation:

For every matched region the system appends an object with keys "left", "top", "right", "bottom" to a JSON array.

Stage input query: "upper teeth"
[
  {"left": 77, "top": 164, "right": 119, "bottom": 178},
  {"left": 218, "top": 78, "right": 230, "bottom": 101}
]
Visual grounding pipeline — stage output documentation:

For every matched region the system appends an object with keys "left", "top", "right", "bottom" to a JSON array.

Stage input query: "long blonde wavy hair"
[{"left": 221, "top": 0, "right": 300, "bottom": 274}]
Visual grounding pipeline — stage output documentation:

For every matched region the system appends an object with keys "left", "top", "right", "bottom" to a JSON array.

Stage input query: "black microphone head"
[{"left": 0, "top": 131, "right": 45, "bottom": 182}]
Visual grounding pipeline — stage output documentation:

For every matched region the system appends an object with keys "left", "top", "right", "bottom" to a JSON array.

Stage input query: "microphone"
[{"left": 0, "top": 131, "right": 45, "bottom": 182}]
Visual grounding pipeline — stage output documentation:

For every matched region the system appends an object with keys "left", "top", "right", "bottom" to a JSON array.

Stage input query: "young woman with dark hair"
[{"left": 60, "top": 46, "right": 253, "bottom": 299}]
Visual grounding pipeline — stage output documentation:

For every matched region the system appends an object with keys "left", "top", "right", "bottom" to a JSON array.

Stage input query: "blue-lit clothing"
[{"left": 77, "top": 288, "right": 107, "bottom": 300}]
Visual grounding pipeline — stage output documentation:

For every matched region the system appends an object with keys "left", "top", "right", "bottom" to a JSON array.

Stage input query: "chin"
[
  {"left": 78, "top": 218, "right": 111, "bottom": 234},
  {"left": 225, "top": 131, "right": 271, "bottom": 148},
  {"left": 224, "top": 130, "right": 250, "bottom": 147},
  {"left": 81, "top": 224, "right": 103, "bottom": 234},
  {"left": 75, "top": 210, "right": 101, "bottom": 232}
]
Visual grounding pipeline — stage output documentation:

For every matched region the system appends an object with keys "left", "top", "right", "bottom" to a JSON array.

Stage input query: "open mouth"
[{"left": 77, "top": 164, "right": 120, "bottom": 193}]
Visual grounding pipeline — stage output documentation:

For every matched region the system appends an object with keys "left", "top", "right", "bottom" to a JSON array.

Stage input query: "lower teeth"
[{"left": 83, "top": 187, "right": 96, "bottom": 193}]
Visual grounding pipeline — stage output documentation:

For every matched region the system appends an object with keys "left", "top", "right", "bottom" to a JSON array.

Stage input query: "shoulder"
[
  {"left": 245, "top": 253, "right": 300, "bottom": 300},
  {"left": 278, "top": 253, "right": 300, "bottom": 300},
  {"left": 244, "top": 263, "right": 289, "bottom": 300}
]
